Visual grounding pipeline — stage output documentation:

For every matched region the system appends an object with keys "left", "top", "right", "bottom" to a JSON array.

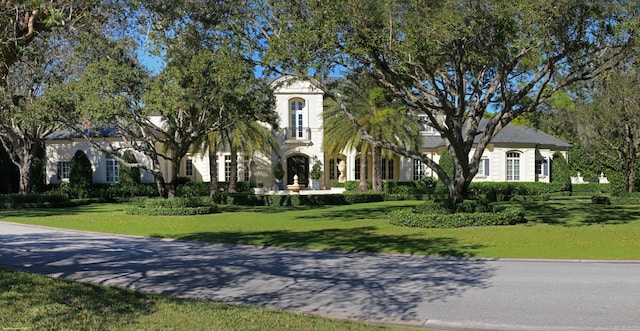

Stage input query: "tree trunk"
[
  {"left": 358, "top": 148, "right": 368, "bottom": 192},
  {"left": 209, "top": 140, "right": 219, "bottom": 197},
  {"left": 167, "top": 156, "right": 181, "bottom": 199},
  {"left": 18, "top": 158, "right": 33, "bottom": 194},
  {"left": 155, "top": 174, "right": 168, "bottom": 199},
  {"left": 228, "top": 146, "right": 238, "bottom": 193},
  {"left": 372, "top": 145, "right": 382, "bottom": 192}
]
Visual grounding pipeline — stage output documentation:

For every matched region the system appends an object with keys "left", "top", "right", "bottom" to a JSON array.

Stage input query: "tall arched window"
[
  {"left": 289, "top": 98, "right": 305, "bottom": 138},
  {"left": 506, "top": 152, "right": 521, "bottom": 181}
]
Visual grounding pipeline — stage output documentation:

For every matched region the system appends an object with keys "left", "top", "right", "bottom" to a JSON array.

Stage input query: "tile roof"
[{"left": 421, "top": 119, "right": 571, "bottom": 149}]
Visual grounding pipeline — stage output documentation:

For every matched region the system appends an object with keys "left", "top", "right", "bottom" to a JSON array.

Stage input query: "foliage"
[
  {"left": 119, "top": 150, "right": 141, "bottom": 185},
  {"left": 570, "top": 68, "right": 640, "bottom": 193},
  {"left": 250, "top": 0, "right": 637, "bottom": 205},
  {"left": 468, "top": 182, "right": 567, "bottom": 202},
  {"left": 572, "top": 183, "right": 611, "bottom": 194},
  {"left": 69, "top": 150, "right": 93, "bottom": 198},
  {"left": 389, "top": 204, "right": 525, "bottom": 228},
  {"left": 323, "top": 78, "right": 420, "bottom": 192},
  {"left": 343, "top": 181, "right": 361, "bottom": 191},
  {"left": 125, "top": 197, "right": 217, "bottom": 216},
  {"left": 610, "top": 193, "right": 640, "bottom": 205},
  {"left": 438, "top": 150, "right": 454, "bottom": 180},
  {"left": 91, "top": 183, "right": 160, "bottom": 201},
  {"left": 591, "top": 196, "right": 611, "bottom": 205},
  {"left": 273, "top": 162, "right": 285, "bottom": 181},
  {"left": 0, "top": 193, "right": 70, "bottom": 209},
  {"left": 30, "top": 156, "right": 47, "bottom": 193},
  {"left": 311, "top": 162, "right": 323, "bottom": 180},
  {"left": 551, "top": 152, "right": 572, "bottom": 192}
]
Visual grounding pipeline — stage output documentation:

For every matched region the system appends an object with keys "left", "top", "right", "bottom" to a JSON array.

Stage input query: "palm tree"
[
  {"left": 222, "top": 120, "right": 279, "bottom": 193},
  {"left": 324, "top": 80, "right": 421, "bottom": 192}
]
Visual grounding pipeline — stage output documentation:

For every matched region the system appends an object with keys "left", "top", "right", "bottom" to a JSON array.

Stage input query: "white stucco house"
[{"left": 44, "top": 76, "right": 571, "bottom": 189}]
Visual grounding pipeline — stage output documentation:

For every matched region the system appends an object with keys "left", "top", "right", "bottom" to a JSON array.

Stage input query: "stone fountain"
[{"left": 287, "top": 174, "right": 304, "bottom": 195}]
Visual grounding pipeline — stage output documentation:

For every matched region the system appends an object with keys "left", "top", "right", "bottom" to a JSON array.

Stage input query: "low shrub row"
[
  {"left": 573, "top": 183, "right": 611, "bottom": 194},
  {"left": 0, "top": 193, "right": 70, "bottom": 209},
  {"left": 468, "top": 182, "right": 567, "bottom": 202},
  {"left": 125, "top": 197, "right": 218, "bottom": 216},
  {"left": 389, "top": 203, "right": 525, "bottom": 228},
  {"left": 212, "top": 192, "right": 386, "bottom": 207},
  {"left": 610, "top": 193, "right": 640, "bottom": 205}
]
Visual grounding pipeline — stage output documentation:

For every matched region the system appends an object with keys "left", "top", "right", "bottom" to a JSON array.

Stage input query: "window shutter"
[{"left": 484, "top": 159, "right": 490, "bottom": 176}]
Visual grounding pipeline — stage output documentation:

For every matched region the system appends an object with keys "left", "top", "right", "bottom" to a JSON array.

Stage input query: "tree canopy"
[{"left": 247, "top": 0, "right": 638, "bottom": 203}]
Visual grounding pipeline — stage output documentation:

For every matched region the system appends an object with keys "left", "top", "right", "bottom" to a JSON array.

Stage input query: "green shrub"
[
  {"left": 552, "top": 152, "right": 572, "bottom": 192},
  {"left": 610, "top": 193, "right": 640, "bottom": 205},
  {"left": 125, "top": 197, "right": 218, "bottom": 215},
  {"left": 591, "top": 196, "right": 611, "bottom": 205},
  {"left": 468, "top": 182, "right": 566, "bottom": 202},
  {"left": 572, "top": 183, "right": 610, "bottom": 194},
  {"left": 389, "top": 205, "right": 525, "bottom": 228},
  {"left": 0, "top": 193, "right": 70, "bottom": 209},
  {"left": 344, "top": 181, "right": 361, "bottom": 191},
  {"left": 92, "top": 183, "right": 159, "bottom": 201},
  {"left": 343, "top": 192, "right": 384, "bottom": 204},
  {"left": 69, "top": 150, "right": 93, "bottom": 198},
  {"left": 119, "top": 150, "right": 141, "bottom": 185}
]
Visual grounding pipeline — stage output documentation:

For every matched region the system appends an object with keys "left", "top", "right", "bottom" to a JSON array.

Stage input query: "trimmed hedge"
[
  {"left": 125, "top": 197, "right": 218, "bottom": 216},
  {"left": 591, "top": 196, "right": 611, "bottom": 205},
  {"left": 0, "top": 193, "right": 70, "bottom": 209},
  {"left": 210, "top": 192, "right": 387, "bottom": 207},
  {"left": 572, "top": 183, "right": 611, "bottom": 194},
  {"left": 389, "top": 204, "right": 525, "bottom": 228},
  {"left": 468, "top": 182, "right": 567, "bottom": 202},
  {"left": 610, "top": 193, "right": 640, "bottom": 205}
]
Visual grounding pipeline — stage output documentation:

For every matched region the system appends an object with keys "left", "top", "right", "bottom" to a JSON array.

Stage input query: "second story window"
[{"left": 289, "top": 98, "right": 305, "bottom": 138}]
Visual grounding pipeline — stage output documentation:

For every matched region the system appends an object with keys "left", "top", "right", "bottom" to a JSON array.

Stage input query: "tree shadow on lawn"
[
  {"left": 292, "top": 203, "right": 419, "bottom": 221},
  {"left": 0, "top": 204, "right": 108, "bottom": 219},
  {"left": 0, "top": 267, "right": 157, "bottom": 329},
  {"left": 523, "top": 202, "right": 640, "bottom": 226},
  {"left": 177, "top": 226, "right": 484, "bottom": 257}
]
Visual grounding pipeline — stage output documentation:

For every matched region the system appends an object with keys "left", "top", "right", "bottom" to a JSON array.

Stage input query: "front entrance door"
[{"left": 287, "top": 155, "right": 309, "bottom": 186}]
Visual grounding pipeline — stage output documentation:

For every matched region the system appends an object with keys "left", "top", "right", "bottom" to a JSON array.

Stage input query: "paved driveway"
[{"left": 1, "top": 221, "right": 639, "bottom": 330}]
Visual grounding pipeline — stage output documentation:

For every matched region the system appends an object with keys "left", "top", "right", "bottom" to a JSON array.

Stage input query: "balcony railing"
[{"left": 281, "top": 127, "right": 311, "bottom": 142}]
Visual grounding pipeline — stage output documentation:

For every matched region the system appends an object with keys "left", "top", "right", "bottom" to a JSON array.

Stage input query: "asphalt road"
[{"left": 1, "top": 221, "right": 639, "bottom": 330}]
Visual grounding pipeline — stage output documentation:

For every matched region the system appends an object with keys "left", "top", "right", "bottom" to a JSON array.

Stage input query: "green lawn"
[
  {"left": 2, "top": 199, "right": 639, "bottom": 330},
  {"left": 1, "top": 200, "right": 639, "bottom": 259},
  {"left": 0, "top": 268, "right": 408, "bottom": 331}
]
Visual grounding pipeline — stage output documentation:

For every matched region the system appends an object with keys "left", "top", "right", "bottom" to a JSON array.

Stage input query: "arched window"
[
  {"left": 506, "top": 152, "right": 521, "bottom": 181},
  {"left": 289, "top": 98, "right": 305, "bottom": 138}
]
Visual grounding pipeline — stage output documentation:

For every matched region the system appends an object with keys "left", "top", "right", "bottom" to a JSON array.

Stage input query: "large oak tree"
[{"left": 247, "top": 0, "right": 638, "bottom": 203}]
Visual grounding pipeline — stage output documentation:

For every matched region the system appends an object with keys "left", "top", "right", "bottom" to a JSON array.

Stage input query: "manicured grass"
[
  {"left": 1, "top": 200, "right": 639, "bottom": 259},
  {"left": 0, "top": 268, "right": 409, "bottom": 331}
]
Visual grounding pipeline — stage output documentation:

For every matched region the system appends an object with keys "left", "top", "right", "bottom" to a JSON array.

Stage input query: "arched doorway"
[{"left": 287, "top": 154, "right": 309, "bottom": 186}]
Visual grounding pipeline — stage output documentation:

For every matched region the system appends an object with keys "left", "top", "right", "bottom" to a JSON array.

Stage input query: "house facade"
[{"left": 44, "top": 76, "right": 571, "bottom": 189}]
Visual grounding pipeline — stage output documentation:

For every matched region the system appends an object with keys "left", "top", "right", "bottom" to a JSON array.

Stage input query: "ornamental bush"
[
  {"left": 389, "top": 205, "right": 525, "bottom": 228},
  {"left": 69, "top": 150, "right": 93, "bottom": 198},
  {"left": 0, "top": 193, "right": 70, "bottom": 209},
  {"left": 125, "top": 197, "right": 217, "bottom": 216}
]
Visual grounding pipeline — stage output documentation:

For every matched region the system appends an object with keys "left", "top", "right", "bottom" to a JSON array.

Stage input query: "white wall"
[{"left": 45, "top": 138, "right": 155, "bottom": 185}]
